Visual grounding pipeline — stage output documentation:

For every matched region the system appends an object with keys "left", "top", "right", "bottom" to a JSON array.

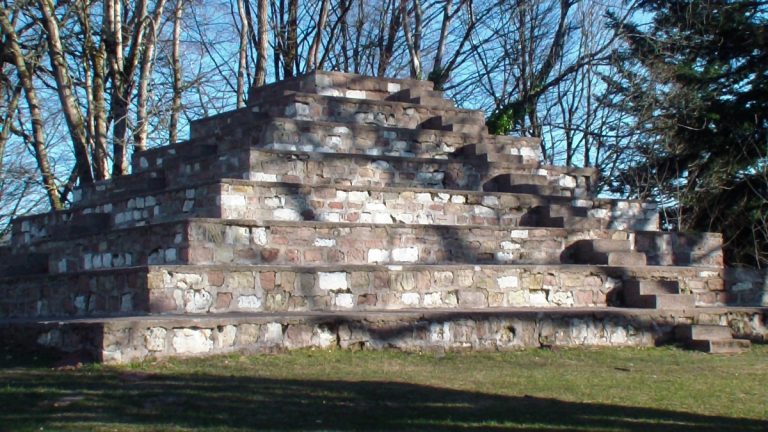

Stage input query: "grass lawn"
[{"left": 0, "top": 345, "right": 766, "bottom": 431}]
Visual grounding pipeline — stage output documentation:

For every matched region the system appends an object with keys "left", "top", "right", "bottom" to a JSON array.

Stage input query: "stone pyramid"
[{"left": 0, "top": 71, "right": 760, "bottom": 362}]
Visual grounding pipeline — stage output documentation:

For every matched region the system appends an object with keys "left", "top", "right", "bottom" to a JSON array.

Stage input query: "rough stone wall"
[{"left": 9, "top": 308, "right": 764, "bottom": 363}]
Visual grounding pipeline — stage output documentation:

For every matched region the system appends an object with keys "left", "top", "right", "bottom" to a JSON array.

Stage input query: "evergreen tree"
[{"left": 607, "top": 0, "right": 768, "bottom": 267}]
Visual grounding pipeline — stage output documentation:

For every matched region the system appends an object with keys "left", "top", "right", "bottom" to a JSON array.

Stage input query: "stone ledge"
[{"left": 2, "top": 306, "right": 764, "bottom": 364}]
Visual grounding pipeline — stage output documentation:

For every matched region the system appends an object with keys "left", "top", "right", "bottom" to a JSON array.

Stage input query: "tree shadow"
[{"left": 0, "top": 357, "right": 765, "bottom": 431}]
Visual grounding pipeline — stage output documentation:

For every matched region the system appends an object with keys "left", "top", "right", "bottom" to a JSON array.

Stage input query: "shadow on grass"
[{"left": 0, "top": 354, "right": 765, "bottom": 431}]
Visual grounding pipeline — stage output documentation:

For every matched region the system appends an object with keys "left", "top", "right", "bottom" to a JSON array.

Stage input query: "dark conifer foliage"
[{"left": 607, "top": 0, "right": 768, "bottom": 267}]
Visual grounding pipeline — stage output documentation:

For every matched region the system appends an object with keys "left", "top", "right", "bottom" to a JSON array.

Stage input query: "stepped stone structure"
[{"left": 1, "top": 71, "right": 765, "bottom": 362}]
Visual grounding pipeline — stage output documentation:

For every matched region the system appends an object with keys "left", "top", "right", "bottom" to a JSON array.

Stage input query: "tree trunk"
[
  {"left": 169, "top": 0, "right": 184, "bottom": 144},
  {"left": 306, "top": 0, "right": 329, "bottom": 72},
  {"left": 37, "top": 0, "right": 94, "bottom": 184},
  {"left": 254, "top": 0, "right": 268, "bottom": 86},
  {"left": 283, "top": 0, "right": 298, "bottom": 78},
  {"left": 0, "top": 10, "right": 63, "bottom": 209},
  {"left": 236, "top": 0, "right": 249, "bottom": 107},
  {"left": 135, "top": 0, "right": 168, "bottom": 151}
]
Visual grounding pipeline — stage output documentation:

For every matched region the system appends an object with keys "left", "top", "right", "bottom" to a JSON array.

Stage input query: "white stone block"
[
  {"left": 264, "top": 196, "right": 283, "bottom": 208},
  {"left": 216, "top": 325, "right": 237, "bottom": 348},
  {"left": 333, "top": 126, "right": 351, "bottom": 135},
  {"left": 183, "top": 289, "right": 212, "bottom": 313},
  {"left": 368, "top": 249, "right": 391, "bottom": 263},
  {"left": 312, "top": 327, "right": 336, "bottom": 348},
  {"left": 550, "top": 291, "right": 574, "bottom": 306},
  {"left": 429, "top": 322, "right": 451, "bottom": 342},
  {"left": 473, "top": 206, "right": 496, "bottom": 216},
  {"left": 318, "top": 212, "right": 342, "bottom": 222},
  {"left": 423, "top": 292, "right": 442, "bottom": 307},
  {"left": 346, "top": 89, "right": 366, "bottom": 99},
  {"left": 392, "top": 247, "right": 419, "bottom": 262},
  {"left": 273, "top": 208, "right": 302, "bottom": 221},
  {"left": 145, "top": 327, "right": 167, "bottom": 352},
  {"left": 559, "top": 175, "right": 577, "bottom": 188},
  {"left": 436, "top": 193, "right": 450, "bottom": 203},
  {"left": 497, "top": 275, "right": 519, "bottom": 289},
  {"left": 172, "top": 329, "right": 213, "bottom": 354},
  {"left": 252, "top": 227, "right": 268, "bottom": 246},
  {"left": 334, "top": 293, "right": 355, "bottom": 308},
  {"left": 348, "top": 191, "right": 369, "bottom": 203},
  {"left": 251, "top": 172, "right": 278, "bottom": 182},
  {"left": 508, "top": 290, "right": 527, "bottom": 306},
  {"left": 401, "top": 292, "right": 420, "bottom": 306},
  {"left": 394, "top": 213, "right": 414, "bottom": 224},
  {"left": 363, "top": 202, "right": 387, "bottom": 212},
  {"left": 481, "top": 196, "right": 499, "bottom": 207},
  {"left": 387, "top": 82, "right": 401, "bottom": 92},
  {"left": 57, "top": 259, "right": 67, "bottom": 273},
  {"left": 415, "top": 193, "right": 433, "bottom": 203},
  {"left": 238, "top": 295, "right": 262, "bottom": 310},
  {"left": 221, "top": 195, "right": 246, "bottom": 207},
  {"left": 494, "top": 251, "right": 516, "bottom": 261},
  {"left": 318, "top": 87, "right": 342, "bottom": 97},
  {"left": 500, "top": 241, "right": 521, "bottom": 250},
  {"left": 313, "top": 238, "right": 335, "bottom": 248},
  {"left": 372, "top": 213, "right": 393, "bottom": 224},
  {"left": 529, "top": 290, "right": 549, "bottom": 306},
  {"left": 509, "top": 230, "right": 529, "bottom": 239},
  {"left": 451, "top": 195, "right": 467, "bottom": 204},
  {"left": 265, "top": 322, "right": 283, "bottom": 343},
  {"left": 319, "top": 272, "right": 348, "bottom": 291}
]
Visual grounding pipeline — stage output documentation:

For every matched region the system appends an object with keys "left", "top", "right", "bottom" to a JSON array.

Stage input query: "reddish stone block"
[
  {"left": 286, "top": 249, "right": 300, "bottom": 263},
  {"left": 215, "top": 292, "right": 233, "bottom": 310},
  {"left": 304, "top": 249, "right": 323, "bottom": 262},
  {"left": 208, "top": 271, "right": 225, "bottom": 287},
  {"left": 261, "top": 248, "right": 280, "bottom": 262},
  {"left": 328, "top": 201, "right": 344, "bottom": 209},
  {"left": 260, "top": 272, "right": 276, "bottom": 290}
]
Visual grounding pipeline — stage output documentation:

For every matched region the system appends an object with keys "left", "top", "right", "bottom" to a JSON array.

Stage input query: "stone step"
[
  {"left": 4, "top": 306, "right": 764, "bottom": 363},
  {"left": 624, "top": 280, "right": 681, "bottom": 305},
  {"left": 564, "top": 239, "right": 647, "bottom": 266},
  {"left": 193, "top": 91, "right": 487, "bottom": 139},
  {"left": 181, "top": 112, "right": 541, "bottom": 164},
  {"left": 37, "top": 218, "right": 607, "bottom": 274},
  {"left": 455, "top": 143, "right": 525, "bottom": 164},
  {"left": 420, "top": 116, "right": 488, "bottom": 135},
  {"left": 387, "top": 88, "right": 454, "bottom": 109},
  {"left": 12, "top": 180, "right": 593, "bottom": 247},
  {"left": 74, "top": 172, "right": 167, "bottom": 205},
  {"left": 0, "top": 261, "right": 735, "bottom": 319},
  {"left": 675, "top": 324, "right": 733, "bottom": 341},
  {"left": 687, "top": 338, "right": 751, "bottom": 354},
  {"left": 627, "top": 293, "right": 695, "bottom": 309},
  {"left": 247, "top": 70, "right": 434, "bottom": 103},
  {"left": 209, "top": 181, "right": 587, "bottom": 229}
]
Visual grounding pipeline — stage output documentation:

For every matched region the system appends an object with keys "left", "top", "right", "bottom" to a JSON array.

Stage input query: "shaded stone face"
[{"left": 1, "top": 70, "right": 753, "bottom": 363}]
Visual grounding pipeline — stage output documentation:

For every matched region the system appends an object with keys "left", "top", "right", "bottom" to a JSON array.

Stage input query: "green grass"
[{"left": 0, "top": 345, "right": 766, "bottom": 431}]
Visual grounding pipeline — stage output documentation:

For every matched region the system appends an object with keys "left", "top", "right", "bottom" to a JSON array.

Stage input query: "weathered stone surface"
[{"left": 0, "top": 70, "right": 746, "bottom": 364}]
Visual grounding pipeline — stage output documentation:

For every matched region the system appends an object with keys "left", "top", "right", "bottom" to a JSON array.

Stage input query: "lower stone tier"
[
  {"left": 0, "top": 264, "right": 728, "bottom": 318},
  {"left": 2, "top": 307, "right": 765, "bottom": 364}
]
